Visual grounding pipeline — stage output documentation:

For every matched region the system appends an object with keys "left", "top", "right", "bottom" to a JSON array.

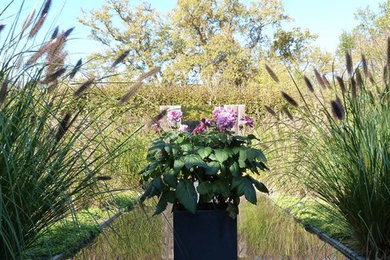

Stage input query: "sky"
[{"left": 1, "top": 0, "right": 385, "bottom": 62}]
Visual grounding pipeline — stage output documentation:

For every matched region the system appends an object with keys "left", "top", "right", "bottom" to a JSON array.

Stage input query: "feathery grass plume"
[
  {"left": 69, "top": 59, "right": 82, "bottom": 79},
  {"left": 25, "top": 39, "right": 54, "bottom": 66},
  {"left": 265, "top": 64, "right": 279, "bottom": 83},
  {"left": 29, "top": 12, "right": 47, "bottom": 38},
  {"left": 303, "top": 76, "right": 314, "bottom": 92},
  {"left": 21, "top": 9, "right": 36, "bottom": 33},
  {"left": 64, "top": 27, "right": 74, "bottom": 37},
  {"left": 0, "top": 24, "right": 6, "bottom": 34},
  {"left": 120, "top": 81, "right": 143, "bottom": 104},
  {"left": 351, "top": 77, "right": 357, "bottom": 98},
  {"left": 336, "top": 76, "right": 346, "bottom": 93},
  {"left": 281, "top": 91, "right": 298, "bottom": 107},
  {"left": 15, "top": 56, "right": 23, "bottom": 70},
  {"left": 51, "top": 26, "right": 59, "bottom": 39},
  {"left": 282, "top": 106, "right": 293, "bottom": 120},
  {"left": 355, "top": 68, "right": 363, "bottom": 89},
  {"left": 0, "top": 80, "right": 8, "bottom": 106},
  {"left": 322, "top": 74, "right": 331, "bottom": 88},
  {"left": 96, "top": 176, "right": 112, "bottom": 181},
  {"left": 137, "top": 66, "right": 161, "bottom": 82},
  {"left": 55, "top": 112, "right": 71, "bottom": 142},
  {"left": 46, "top": 33, "right": 67, "bottom": 63},
  {"left": 361, "top": 54, "right": 368, "bottom": 77},
  {"left": 330, "top": 98, "right": 345, "bottom": 120},
  {"left": 346, "top": 51, "right": 353, "bottom": 75},
  {"left": 368, "top": 70, "right": 375, "bottom": 84},
  {"left": 387, "top": 37, "right": 390, "bottom": 69},
  {"left": 383, "top": 65, "right": 388, "bottom": 86},
  {"left": 74, "top": 77, "right": 95, "bottom": 96},
  {"left": 149, "top": 109, "right": 168, "bottom": 126},
  {"left": 111, "top": 50, "right": 130, "bottom": 68},
  {"left": 42, "top": 67, "right": 66, "bottom": 84},
  {"left": 264, "top": 105, "right": 277, "bottom": 117},
  {"left": 314, "top": 69, "right": 325, "bottom": 88}
]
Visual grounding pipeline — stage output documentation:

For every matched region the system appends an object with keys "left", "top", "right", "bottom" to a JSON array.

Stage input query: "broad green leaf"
[
  {"left": 229, "top": 161, "right": 240, "bottom": 177},
  {"left": 250, "top": 177, "right": 269, "bottom": 194},
  {"left": 239, "top": 148, "right": 248, "bottom": 162},
  {"left": 154, "top": 191, "right": 175, "bottom": 215},
  {"left": 183, "top": 154, "right": 206, "bottom": 169},
  {"left": 173, "top": 159, "right": 185, "bottom": 173},
  {"left": 141, "top": 177, "right": 162, "bottom": 201},
  {"left": 164, "top": 145, "right": 172, "bottom": 154},
  {"left": 197, "top": 147, "right": 212, "bottom": 159},
  {"left": 226, "top": 202, "right": 239, "bottom": 219},
  {"left": 247, "top": 134, "right": 259, "bottom": 140},
  {"left": 232, "top": 176, "right": 257, "bottom": 204},
  {"left": 163, "top": 173, "right": 177, "bottom": 188},
  {"left": 238, "top": 159, "right": 246, "bottom": 168},
  {"left": 181, "top": 143, "right": 193, "bottom": 152},
  {"left": 212, "top": 179, "right": 230, "bottom": 199},
  {"left": 214, "top": 149, "right": 230, "bottom": 163},
  {"left": 248, "top": 148, "right": 266, "bottom": 162},
  {"left": 176, "top": 180, "right": 197, "bottom": 213},
  {"left": 205, "top": 161, "right": 219, "bottom": 175},
  {"left": 197, "top": 181, "right": 213, "bottom": 195}
]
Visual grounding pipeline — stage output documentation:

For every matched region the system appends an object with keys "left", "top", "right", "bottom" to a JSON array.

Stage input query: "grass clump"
[{"left": 264, "top": 46, "right": 390, "bottom": 257}]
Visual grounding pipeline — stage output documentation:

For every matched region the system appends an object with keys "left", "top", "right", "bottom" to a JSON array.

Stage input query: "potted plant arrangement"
[{"left": 139, "top": 107, "right": 269, "bottom": 260}]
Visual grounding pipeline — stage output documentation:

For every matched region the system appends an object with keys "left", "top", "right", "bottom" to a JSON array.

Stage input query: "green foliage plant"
[{"left": 139, "top": 108, "right": 269, "bottom": 218}]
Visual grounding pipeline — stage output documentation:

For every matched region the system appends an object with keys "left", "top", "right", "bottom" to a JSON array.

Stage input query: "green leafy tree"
[
  {"left": 79, "top": 0, "right": 172, "bottom": 77},
  {"left": 80, "top": 0, "right": 318, "bottom": 86}
]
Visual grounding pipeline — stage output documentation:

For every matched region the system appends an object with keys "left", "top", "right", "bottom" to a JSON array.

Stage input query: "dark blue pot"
[{"left": 173, "top": 206, "right": 237, "bottom": 260}]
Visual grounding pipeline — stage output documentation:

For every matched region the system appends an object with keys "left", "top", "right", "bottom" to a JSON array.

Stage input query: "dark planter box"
[{"left": 173, "top": 207, "right": 237, "bottom": 260}]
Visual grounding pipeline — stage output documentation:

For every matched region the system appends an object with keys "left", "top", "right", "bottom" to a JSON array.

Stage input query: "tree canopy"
[{"left": 80, "top": 0, "right": 319, "bottom": 86}]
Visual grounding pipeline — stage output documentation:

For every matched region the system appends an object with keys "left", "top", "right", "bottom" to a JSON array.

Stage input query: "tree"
[
  {"left": 79, "top": 0, "right": 172, "bottom": 77},
  {"left": 80, "top": 0, "right": 318, "bottom": 86},
  {"left": 337, "top": 0, "right": 390, "bottom": 69}
]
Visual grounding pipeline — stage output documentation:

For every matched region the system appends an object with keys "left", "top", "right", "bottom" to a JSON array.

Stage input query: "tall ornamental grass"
[
  {"left": 264, "top": 47, "right": 390, "bottom": 258},
  {"left": 0, "top": 1, "right": 157, "bottom": 258}
]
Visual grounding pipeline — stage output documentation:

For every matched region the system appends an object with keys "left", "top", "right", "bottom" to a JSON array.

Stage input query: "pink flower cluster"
[
  {"left": 213, "top": 107, "right": 237, "bottom": 132},
  {"left": 168, "top": 110, "right": 183, "bottom": 124},
  {"left": 192, "top": 118, "right": 213, "bottom": 135},
  {"left": 241, "top": 116, "right": 254, "bottom": 127}
]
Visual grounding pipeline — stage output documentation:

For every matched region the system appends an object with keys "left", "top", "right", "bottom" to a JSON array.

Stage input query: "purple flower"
[
  {"left": 212, "top": 107, "right": 223, "bottom": 121},
  {"left": 152, "top": 120, "right": 162, "bottom": 133},
  {"left": 213, "top": 107, "right": 237, "bottom": 132},
  {"left": 179, "top": 124, "right": 189, "bottom": 132},
  {"left": 192, "top": 123, "right": 206, "bottom": 135},
  {"left": 168, "top": 110, "right": 182, "bottom": 124},
  {"left": 241, "top": 116, "right": 254, "bottom": 128},
  {"left": 201, "top": 118, "right": 213, "bottom": 126}
]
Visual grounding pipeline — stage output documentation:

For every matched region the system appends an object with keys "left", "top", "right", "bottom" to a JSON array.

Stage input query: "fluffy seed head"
[
  {"left": 346, "top": 52, "right": 353, "bottom": 75},
  {"left": 331, "top": 98, "right": 345, "bottom": 120},
  {"left": 112, "top": 50, "right": 130, "bottom": 68},
  {"left": 281, "top": 91, "right": 298, "bottom": 107},
  {"left": 74, "top": 77, "right": 95, "bottom": 96},
  {"left": 69, "top": 59, "right": 82, "bottom": 79},
  {"left": 120, "top": 81, "right": 143, "bottom": 104},
  {"left": 265, "top": 64, "right": 280, "bottom": 83},
  {"left": 322, "top": 74, "right": 331, "bottom": 88},
  {"left": 304, "top": 76, "right": 314, "bottom": 92},
  {"left": 282, "top": 106, "right": 293, "bottom": 120},
  {"left": 264, "top": 105, "right": 276, "bottom": 117},
  {"left": 336, "top": 76, "right": 346, "bottom": 93},
  {"left": 314, "top": 69, "right": 325, "bottom": 88}
]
